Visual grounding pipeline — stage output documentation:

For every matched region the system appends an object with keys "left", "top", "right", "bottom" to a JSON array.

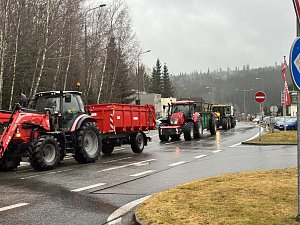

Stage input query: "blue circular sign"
[{"left": 290, "top": 37, "right": 300, "bottom": 90}]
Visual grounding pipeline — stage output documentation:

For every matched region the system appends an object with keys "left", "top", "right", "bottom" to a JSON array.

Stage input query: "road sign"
[
  {"left": 254, "top": 91, "right": 266, "bottom": 103},
  {"left": 290, "top": 37, "right": 300, "bottom": 90},
  {"left": 270, "top": 105, "right": 278, "bottom": 113}
]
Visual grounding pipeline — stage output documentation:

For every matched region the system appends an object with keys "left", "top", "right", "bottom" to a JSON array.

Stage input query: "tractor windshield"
[
  {"left": 170, "top": 104, "right": 193, "bottom": 118},
  {"left": 34, "top": 96, "right": 60, "bottom": 112}
]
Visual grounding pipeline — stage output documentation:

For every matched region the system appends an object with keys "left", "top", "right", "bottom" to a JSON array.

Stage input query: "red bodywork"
[
  {"left": 86, "top": 103, "right": 156, "bottom": 133},
  {"left": 0, "top": 109, "right": 50, "bottom": 158}
]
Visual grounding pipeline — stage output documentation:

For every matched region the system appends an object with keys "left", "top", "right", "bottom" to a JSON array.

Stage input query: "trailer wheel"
[
  {"left": 75, "top": 122, "right": 101, "bottom": 163},
  {"left": 131, "top": 132, "right": 145, "bottom": 153},
  {"left": 29, "top": 135, "right": 60, "bottom": 171},
  {"left": 102, "top": 143, "right": 114, "bottom": 155},
  {"left": 159, "top": 135, "right": 169, "bottom": 142},
  {"left": 209, "top": 118, "right": 217, "bottom": 135},
  {"left": 194, "top": 120, "right": 203, "bottom": 139},
  {"left": 183, "top": 122, "right": 194, "bottom": 141},
  {"left": 0, "top": 156, "right": 21, "bottom": 171},
  {"left": 222, "top": 118, "right": 228, "bottom": 130}
]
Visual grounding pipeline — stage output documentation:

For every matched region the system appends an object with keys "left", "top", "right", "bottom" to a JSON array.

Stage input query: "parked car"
[
  {"left": 275, "top": 117, "right": 297, "bottom": 130},
  {"left": 252, "top": 115, "right": 261, "bottom": 123}
]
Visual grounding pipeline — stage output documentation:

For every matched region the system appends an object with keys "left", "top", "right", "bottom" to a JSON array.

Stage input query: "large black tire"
[
  {"left": 102, "top": 143, "right": 114, "bottom": 155},
  {"left": 182, "top": 122, "right": 194, "bottom": 141},
  {"left": 159, "top": 135, "right": 169, "bottom": 142},
  {"left": 74, "top": 122, "right": 101, "bottom": 164},
  {"left": 194, "top": 120, "right": 203, "bottom": 139},
  {"left": 0, "top": 156, "right": 21, "bottom": 171},
  {"left": 29, "top": 135, "right": 60, "bottom": 171},
  {"left": 170, "top": 135, "right": 180, "bottom": 141},
  {"left": 231, "top": 118, "right": 236, "bottom": 128},
  {"left": 222, "top": 118, "right": 228, "bottom": 130},
  {"left": 131, "top": 132, "right": 145, "bottom": 153},
  {"left": 209, "top": 118, "right": 217, "bottom": 135}
]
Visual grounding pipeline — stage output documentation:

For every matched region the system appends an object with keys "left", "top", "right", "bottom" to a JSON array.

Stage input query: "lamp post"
[
  {"left": 206, "top": 86, "right": 214, "bottom": 103},
  {"left": 136, "top": 49, "right": 151, "bottom": 105},
  {"left": 84, "top": 4, "right": 106, "bottom": 91},
  {"left": 235, "top": 89, "right": 254, "bottom": 120},
  {"left": 255, "top": 77, "right": 264, "bottom": 91}
]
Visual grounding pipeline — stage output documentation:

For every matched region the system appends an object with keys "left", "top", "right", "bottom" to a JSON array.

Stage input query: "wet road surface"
[{"left": 0, "top": 122, "right": 296, "bottom": 225}]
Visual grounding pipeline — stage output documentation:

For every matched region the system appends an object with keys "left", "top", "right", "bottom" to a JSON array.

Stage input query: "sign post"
[
  {"left": 255, "top": 91, "right": 266, "bottom": 141},
  {"left": 290, "top": 34, "right": 300, "bottom": 220}
]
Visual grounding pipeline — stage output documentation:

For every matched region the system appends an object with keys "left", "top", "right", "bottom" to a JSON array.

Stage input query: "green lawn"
[{"left": 244, "top": 130, "right": 296, "bottom": 145}]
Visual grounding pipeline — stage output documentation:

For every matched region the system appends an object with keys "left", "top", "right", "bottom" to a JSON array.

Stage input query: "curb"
[
  {"left": 132, "top": 213, "right": 147, "bottom": 225},
  {"left": 242, "top": 142, "right": 296, "bottom": 145}
]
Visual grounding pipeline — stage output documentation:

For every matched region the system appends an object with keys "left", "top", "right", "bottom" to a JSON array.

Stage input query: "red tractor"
[
  {"left": 158, "top": 101, "right": 203, "bottom": 141},
  {"left": 0, "top": 91, "right": 156, "bottom": 172},
  {"left": 0, "top": 91, "right": 102, "bottom": 171}
]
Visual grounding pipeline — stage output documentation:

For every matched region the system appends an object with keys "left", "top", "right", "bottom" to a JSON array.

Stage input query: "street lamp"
[
  {"left": 255, "top": 77, "right": 264, "bottom": 91},
  {"left": 235, "top": 89, "right": 254, "bottom": 120},
  {"left": 136, "top": 49, "right": 151, "bottom": 105},
  {"left": 206, "top": 86, "right": 214, "bottom": 103},
  {"left": 84, "top": 4, "right": 106, "bottom": 93}
]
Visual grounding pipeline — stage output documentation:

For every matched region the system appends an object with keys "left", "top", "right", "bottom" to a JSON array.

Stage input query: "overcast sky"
[{"left": 103, "top": 1, "right": 297, "bottom": 74}]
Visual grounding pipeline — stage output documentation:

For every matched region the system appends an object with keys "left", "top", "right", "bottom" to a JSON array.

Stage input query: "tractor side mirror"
[
  {"left": 163, "top": 105, "right": 166, "bottom": 110},
  {"left": 19, "top": 93, "right": 28, "bottom": 107},
  {"left": 65, "top": 93, "right": 71, "bottom": 103}
]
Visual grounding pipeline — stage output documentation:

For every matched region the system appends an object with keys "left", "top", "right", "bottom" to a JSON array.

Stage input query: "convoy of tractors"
[{"left": 0, "top": 89, "right": 236, "bottom": 172}]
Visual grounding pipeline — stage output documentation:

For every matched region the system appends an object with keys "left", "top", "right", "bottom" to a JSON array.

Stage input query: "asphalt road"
[{"left": 0, "top": 122, "right": 296, "bottom": 225}]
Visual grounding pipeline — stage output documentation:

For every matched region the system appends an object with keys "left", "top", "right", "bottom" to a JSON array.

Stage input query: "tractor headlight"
[{"left": 170, "top": 118, "right": 179, "bottom": 125}]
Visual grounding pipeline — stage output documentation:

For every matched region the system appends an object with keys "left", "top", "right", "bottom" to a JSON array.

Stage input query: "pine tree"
[
  {"left": 150, "top": 58, "right": 162, "bottom": 93},
  {"left": 162, "top": 63, "right": 174, "bottom": 97}
]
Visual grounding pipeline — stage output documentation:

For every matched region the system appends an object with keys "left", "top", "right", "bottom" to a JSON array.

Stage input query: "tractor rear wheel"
[
  {"left": 131, "top": 132, "right": 145, "bottom": 153},
  {"left": 222, "top": 118, "right": 228, "bottom": 130},
  {"left": 159, "top": 135, "right": 169, "bottom": 142},
  {"left": 29, "top": 135, "right": 60, "bottom": 171},
  {"left": 209, "top": 118, "right": 217, "bottom": 135},
  {"left": 0, "top": 156, "right": 21, "bottom": 171},
  {"left": 102, "top": 143, "right": 114, "bottom": 155},
  {"left": 170, "top": 135, "right": 180, "bottom": 141},
  {"left": 183, "top": 122, "right": 194, "bottom": 141},
  {"left": 75, "top": 122, "right": 101, "bottom": 163},
  {"left": 231, "top": 118, "right": 236, "bottom": 128},
  {"left": 194, "top": 120, "right": 203, "bottom": 139}
]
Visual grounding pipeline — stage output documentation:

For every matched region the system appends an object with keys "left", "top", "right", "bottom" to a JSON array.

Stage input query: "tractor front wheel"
[
  {"left": 29, "top": 135, "right": 60, "bottom": 171},
  {"left": 209, "top": 118, "right": 217, "bottom": 135},
  {"left": 194, "top": 120, "right": 203, "bottom": 139},
  {"left": 75, "top": 122, "right": 101, "bottom": 163},
  {"left": 183, "top": 122, "right": 194, "bottom": 141},
  {"left": 0, "top": 156, "right": 21, "bottom": 171}
]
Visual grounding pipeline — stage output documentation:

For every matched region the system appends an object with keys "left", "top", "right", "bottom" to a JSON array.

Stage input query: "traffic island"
[
  {"left": 242, "top": 131, "right": 296, "bottom": 145},
  {"left": 134, "top": 168, "right": 298, "bottom": 225}
]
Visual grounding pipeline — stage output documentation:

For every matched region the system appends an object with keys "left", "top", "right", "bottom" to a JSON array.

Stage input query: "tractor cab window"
[
  {"left": 62, "top": 94, "right": 83, "bottom": 129},
  {"left": 171, "top": 104, "right": 192, "bottom": 118},
  {"left": 34, "top": 96, "right": 60, "bottom": 113}
]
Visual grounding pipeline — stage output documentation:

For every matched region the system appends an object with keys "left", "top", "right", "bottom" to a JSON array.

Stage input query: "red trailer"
[
  {"left": 0, "top": 91, "right": 156, "bottom": 171},
  {"left": 86, "top": 103, "right": 156, "bottom": 155}
]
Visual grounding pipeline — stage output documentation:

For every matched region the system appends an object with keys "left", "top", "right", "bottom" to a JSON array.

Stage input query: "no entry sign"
[{"left": 255, "top": 91, "right": 266, "bottom": 103}]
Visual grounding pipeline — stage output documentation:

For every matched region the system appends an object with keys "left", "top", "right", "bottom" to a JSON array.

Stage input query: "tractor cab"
[
  {"left": 31, "top": 91, "right": 85, "bottom": 130},
  {"left": 168, "top": 101, "right": 195, "bottom": 119}
]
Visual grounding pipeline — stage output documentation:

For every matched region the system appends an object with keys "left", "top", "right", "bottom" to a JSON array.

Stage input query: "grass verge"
[
  {"left": 243, "top": 131, "right": 296, "bottom": 145},
  {"left": 135, "top": 168, "right": 298, "bottom": 225}
]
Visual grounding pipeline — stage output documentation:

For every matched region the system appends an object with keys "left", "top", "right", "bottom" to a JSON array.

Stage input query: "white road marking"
[
  {"left": 168, "top": 161, "right": 186, "bottom": 167},
  {"left": 97, "top": 159, "right": 156, "bottom": 172},
  {"left": 0, "top": 203, "right": 29, "bottom": 212},
  {"left": 129, "top": 170, "right": 155, "bottom": 177},
  {"left": 101, "top": 157, "right": 132, "bottom": 164},
  {"left": 194, "top": 154, "right": 207, "bottom": 159},
  {"left": 212, "top": 150, "right": 222, "bottom": 153},
  {"left": 107, "top": 195, "right": 152, "bottom": 225},
  {"left": 230, "top": 127, "right": 263, "bottom": 148},
  {"left": 20, "top": 169, "right": 72, "bottom": 180},
  {"left": 71, "top": 183, "right": 106, "bottom": 192}
]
